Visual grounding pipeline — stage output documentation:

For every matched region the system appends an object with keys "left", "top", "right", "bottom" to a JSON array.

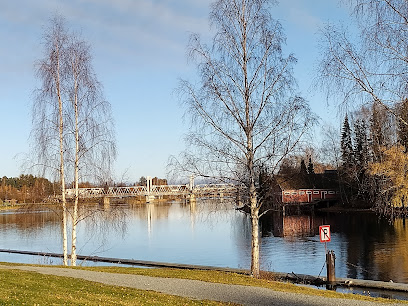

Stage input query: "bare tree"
[
  {"left": 64, "top": 33, "right": 116, "bottom": 266},
  {"left": 32, "top": 16, "right": 69, "bottom": 265},
  {"left": 318, "top": 0, "right": 408, "bottom": 126},
  {"left": 172, "top": 0, "right": 314, "bottom": 277},
  {"left": 32, "top": 15, "right": 116, "bottom": 266},
  {"left": 56, "top": 27, "right": 116, "bottom": 266},
  {"left": 320, "top": 123, "right": 341, "bottom": 169}
]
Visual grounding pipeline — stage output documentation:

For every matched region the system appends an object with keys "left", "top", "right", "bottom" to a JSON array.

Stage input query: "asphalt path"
[{"left": 0, "top": 265, "right": 402, "bottom": 305}]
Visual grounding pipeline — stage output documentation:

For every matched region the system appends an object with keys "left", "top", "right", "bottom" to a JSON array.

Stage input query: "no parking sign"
[{"left": 319, "top": 225, "right": 331, "bottom": 243}]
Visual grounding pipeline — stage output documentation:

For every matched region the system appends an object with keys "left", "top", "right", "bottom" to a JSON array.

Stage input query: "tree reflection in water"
[{"left": 1, "top": 203, "right": 408, "bottom": 283}]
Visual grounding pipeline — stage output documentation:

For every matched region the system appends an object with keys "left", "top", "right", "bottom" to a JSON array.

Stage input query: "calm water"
[{"left": 0, "top": 200, "right": 407, "bottom": 283}]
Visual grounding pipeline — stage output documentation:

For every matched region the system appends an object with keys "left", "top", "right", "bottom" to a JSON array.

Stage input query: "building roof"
[{"left": 276, "top": 170, "right": 339, "bottom": 190}]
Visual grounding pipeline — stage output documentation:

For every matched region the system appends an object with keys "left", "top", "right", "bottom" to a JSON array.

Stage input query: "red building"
[
  {"left": 276, "top": 170, "right": 339, "bottom": 204},
  {"left": 281, "top": 188, "right": 339, "bottom": 203}
]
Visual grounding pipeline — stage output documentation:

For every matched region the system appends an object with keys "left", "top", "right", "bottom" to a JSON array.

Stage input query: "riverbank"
[
  {"left": 0, "top": 263, "right": 403, "bottom": 305},
  {"left": 3, "top": 248, "right": 408, "bottom": 295},
  {"left": 316, "top": 205, "right": 374, "bottom": 213},
  {"left": 0, "top": 263, "right": 220, "bottom": 305}
]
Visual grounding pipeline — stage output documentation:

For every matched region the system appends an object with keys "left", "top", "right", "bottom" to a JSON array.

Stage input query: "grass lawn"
[
  {"left": 80, "top": 265, "right": 408, "bottom": 304},
  {"left": 0, "top": 267, "right": 232, "bottom": 305},
  {"left": 0, "top": 262, "right": 406, "bottom": 304}
]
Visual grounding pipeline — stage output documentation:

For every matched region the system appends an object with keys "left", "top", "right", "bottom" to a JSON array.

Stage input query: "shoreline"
[
  {"left": 0, "top": 249, "right": 406, "bottom": 293},
  {"left": 316, "top": 207, "right": 374, "bottom": 213}
]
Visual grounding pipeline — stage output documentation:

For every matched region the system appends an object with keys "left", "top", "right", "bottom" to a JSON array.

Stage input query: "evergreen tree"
[
  {"left": 341, "top": 115, "right": 354, "bottom": 167},
  {"left": 307, "top": 157, "right": 315, "bottom": 174},
  {"left": 354, "top": 119, "right": 369, "bottom": 168},
  {"left": 300, "top": 159, "right": 308, "bottom": 175}
]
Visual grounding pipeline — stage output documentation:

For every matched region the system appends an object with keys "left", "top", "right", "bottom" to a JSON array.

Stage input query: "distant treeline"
[
  {"left": 0, "top": 175, "right": 58, "bottom": 203},
  {"left": 0, "top": 175, "right": 169, "bottom": 204}
]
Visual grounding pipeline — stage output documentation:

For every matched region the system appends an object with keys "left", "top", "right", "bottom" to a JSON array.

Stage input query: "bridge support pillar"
[
  {"left": 188, "top": 193, "right": 196, "bottom": 203},
  {"left": 146, "top": 176, "right": 154, "bottom": 203},
  {"left": 146, "top": 195, "right": 155, "bottom": 203},
  {"left": 219, "top": 192, "right": 224, "bottom": 202},
  {"left": 189, "top": 175, "right": 195, "bottom": 192},
  {"left": 103, "top": 197, "right": 110, "bottom": 206}
]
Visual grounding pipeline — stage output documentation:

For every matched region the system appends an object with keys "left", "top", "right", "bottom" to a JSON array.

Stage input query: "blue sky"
[{"left": 0, "top": 0, "right": 351, "bottom": 184}]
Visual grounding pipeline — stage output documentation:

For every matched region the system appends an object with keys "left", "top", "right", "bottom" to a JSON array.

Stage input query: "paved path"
[{"left": 0, "top": 265, "right": 401, "bottom": 305}]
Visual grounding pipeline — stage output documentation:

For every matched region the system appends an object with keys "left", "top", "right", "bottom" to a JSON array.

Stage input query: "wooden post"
[{"left": 326, "top": 250, "right": 336, "bottom": 289}]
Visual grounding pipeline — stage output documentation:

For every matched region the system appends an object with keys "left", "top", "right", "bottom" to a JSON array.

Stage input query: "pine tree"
[
  {"left": 307, "top": 157, "right": 315, "bottom": 174},
  {"left": 341, "top": 115, "right": 354, "bottom": 167},
  {"left": 300, "top": 159, "right": 308, "bottom": 175},
  {"left": 354, "top": 119, "right": 369, "bottom": 168}
]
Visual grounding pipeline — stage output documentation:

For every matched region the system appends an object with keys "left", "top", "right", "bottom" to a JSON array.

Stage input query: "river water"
[{"left": 0, "top": 200, "right": 407, "bottom": 283}]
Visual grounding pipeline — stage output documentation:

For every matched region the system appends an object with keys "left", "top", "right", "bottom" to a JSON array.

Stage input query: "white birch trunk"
[
  {"left": 71, "top": 81, "right": 79, "bottom": 266},
  {"left": 57, "top": 65, "right": 68, "bottom": 266},
  {"left": 59, "top": 110, "right": 68, "bottom": 267},
  {"left": 242, "top": 6, "right": 261, "bottom": 277},
  {"left": 250, "top": 187, "right": 260, "bottom": 278}
]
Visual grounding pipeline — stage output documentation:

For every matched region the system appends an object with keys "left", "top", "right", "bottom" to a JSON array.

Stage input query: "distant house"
[{"left": 276, "top": 170, "right": 339, "bottom": 204}]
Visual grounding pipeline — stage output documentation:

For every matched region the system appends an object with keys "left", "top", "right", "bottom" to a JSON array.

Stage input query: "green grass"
[
  {"left": 0, "top": 263, "right": 406, "bottom": 304},
  {"left": 78, "top": 266, "right": 408, "bottom": 304},
  {"left": 0, "top": 267, "right": 232, "bottom": 305}
]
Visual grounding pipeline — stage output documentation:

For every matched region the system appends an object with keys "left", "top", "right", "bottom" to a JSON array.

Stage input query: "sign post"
[
  {"left": 319, "top": 225, "right": 331, "bottom": 243},
  {"left": 319, "top": 225, "right": 331, "bottom": 254},
  {"left": 319, "top": 225, "right": 335, "bottom": 289}
]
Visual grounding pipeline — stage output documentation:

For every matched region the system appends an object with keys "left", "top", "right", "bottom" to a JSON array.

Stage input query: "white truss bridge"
[{"left": 65, "top": 184, "right": 239, "bottom": 199}]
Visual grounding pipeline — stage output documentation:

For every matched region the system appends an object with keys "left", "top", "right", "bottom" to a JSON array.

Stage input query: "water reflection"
[
  {"left": 0, "top": 207, "right": 60, "bottom": 230},
  {"left": 259, "top": 211, "right": 408, "bottom": 282},
  {"left": 261, "top": 213, "right": 322, "bottom": 238},
  {"left": 1, "top": 202, "right": 408, "bottom": 283}
]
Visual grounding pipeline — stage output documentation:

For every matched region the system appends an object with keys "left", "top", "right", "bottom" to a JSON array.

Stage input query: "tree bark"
[
  {"left": 56, "top": 45, "right": 68, "bottom": 267},
  {"left": 250, "top": 184, "right": 260, "bottom": 278},
  {"left": 71, "top": 80, "right": 79, "bottom": 266}
]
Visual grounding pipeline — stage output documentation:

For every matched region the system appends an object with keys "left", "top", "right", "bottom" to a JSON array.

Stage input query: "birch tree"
[
  {"left": 32, "top": 15, "right": 116, "bottom": 266},
  {"left": 65, "top": 33, "right": 116, "bottom": 266},
  {"left": 174, "top": 0, "right": 314, "bottom": 277},
  {"left": 319, "top": 0, "right": 408, "bottom": 126},
  {"left": 32, "top": 16, "right": 69, "bottom": 265}
]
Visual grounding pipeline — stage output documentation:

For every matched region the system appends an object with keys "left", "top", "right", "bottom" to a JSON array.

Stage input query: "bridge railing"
[
  {"left": 193, "top": 184, "right": 238, "bottom": 195},
  {"left": 150, "top": 185, "right": 190, "bottom": 195},
  {"left": 108, "top": 186, "right": 148, "bottom": 196},
  {"left": 65, "top": 183, "right": 241, "bottom": 199}
]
